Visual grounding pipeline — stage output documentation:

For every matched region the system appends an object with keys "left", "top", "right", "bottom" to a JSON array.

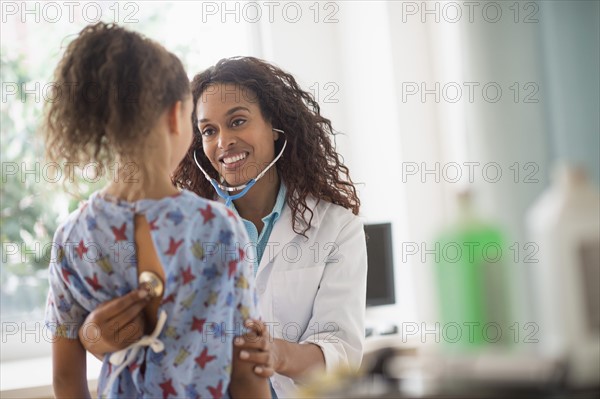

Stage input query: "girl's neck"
[
  {"left": 102, "top": 173, "right": 179, "bottom": 202},
  {"left": 103, "top": 139, "right": 178, "bottom": 201}
]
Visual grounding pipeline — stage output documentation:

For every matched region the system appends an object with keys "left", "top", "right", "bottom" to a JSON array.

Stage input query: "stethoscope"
[{"left": 193, "top": 128, "right": 287, "bottom": 206}]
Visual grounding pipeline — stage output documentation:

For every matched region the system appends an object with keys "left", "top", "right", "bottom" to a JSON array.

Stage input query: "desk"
[{"left": 301, "top": 338, "right": 600, "bottom": 398}]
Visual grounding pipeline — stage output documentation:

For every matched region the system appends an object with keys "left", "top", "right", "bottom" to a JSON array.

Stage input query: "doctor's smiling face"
[
  {"left": 196, "top": 83, "right": 280, "bottom": 187},
  {"left": 173, "top": 57, "right": 360, "bottom": 236}
]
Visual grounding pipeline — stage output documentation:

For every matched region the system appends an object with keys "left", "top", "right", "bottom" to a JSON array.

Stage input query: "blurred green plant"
[
  {"left": 1, "top": 52, "right": 64, "bottom": 319},
  {"left": 1, "top": 5, "right": 171, "bottom": 322}
]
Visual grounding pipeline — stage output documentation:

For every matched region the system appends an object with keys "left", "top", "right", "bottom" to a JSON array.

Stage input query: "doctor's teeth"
[{"left": 223, "top": 153, "right": 247, "bottom": 164}]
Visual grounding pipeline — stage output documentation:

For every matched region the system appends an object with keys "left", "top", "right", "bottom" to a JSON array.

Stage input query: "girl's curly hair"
[
  {"left": 172, "top": 57, "right": 360, "bottom": 235},
  {"left": 43, "top": 22, "right": 189, "bottom": 180}
]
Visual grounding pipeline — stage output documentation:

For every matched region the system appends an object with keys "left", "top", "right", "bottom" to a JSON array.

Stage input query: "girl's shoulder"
[
  {"left": 174, "top": 190, "right": 245, "bottom": 233},
  {"left": 51, "top": 195, "right": 95, "bottom": 245},
  {"left": 176, "top": 190, "right": 238, "bottom": 220}
]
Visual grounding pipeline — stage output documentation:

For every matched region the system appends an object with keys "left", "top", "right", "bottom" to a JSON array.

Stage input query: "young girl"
[{"left": 43, "top": 23, "right": 269, "bottom": 398}]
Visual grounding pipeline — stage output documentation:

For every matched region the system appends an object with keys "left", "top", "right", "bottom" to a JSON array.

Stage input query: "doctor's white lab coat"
[{"left": 252, "top": 196, "right": 368, "bottom": 397}]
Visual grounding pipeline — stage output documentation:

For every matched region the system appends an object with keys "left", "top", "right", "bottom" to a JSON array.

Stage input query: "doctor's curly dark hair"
[{"left": 172, "top": 56, "right": 360, "bottom": 235}]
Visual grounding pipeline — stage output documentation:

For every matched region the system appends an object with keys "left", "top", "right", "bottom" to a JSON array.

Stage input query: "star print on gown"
[
  {"left": 148, "top": 217, "right": 159, "bottom": 230},
  {"left": 86, "top": 215, "right": 97, "bottom": 230},
  {"left": 76, "top": 240, "right": 88, "bottom": 259},
  {"left": 219, "top": 229, "right": 233, "bottom": 245},
  {"left": 166, "top": 209, "right": 184, "bottom": 225},
  {"left": 111, "top": 222, "right": 127, "bottom": 241},
  {"left": 228, "top": 260, "right": 237, "bottom": 278},
  {"left": 84, "top": 273, "right": 103, "bottom": 291},
  {"left": 184, "top": 383, "right": 201, "bottom": 399},
  {"left": 195, "top": 347, "right": 216, "bottom": 369},
  {"left": 199, "top": 204, "right": 215, "bottom": 224},
  {"left": 60, "top": 263, "right": 73, "bottom": 284},
  {"left": 191, "top": 317, "right": 206, "bottom": 333},
  {"left": 202, "top": 264, "right": 220, "bottom": 280},
  {"left": 207, "top": 380, "right": 224, "bottom": 399},
  {"left": 159, "top": 379, "right": 177, "bottom": 399},
  {"left": 181, "top": 266, "right": 195, "bottom": 285},
  {"left": 165, "top": 237, "right": 183, "bottom": 256}
]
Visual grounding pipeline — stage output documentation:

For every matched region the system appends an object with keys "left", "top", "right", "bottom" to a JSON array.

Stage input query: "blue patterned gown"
[{"left": 45, "top": 190, "right": 259, "bottom": 398}]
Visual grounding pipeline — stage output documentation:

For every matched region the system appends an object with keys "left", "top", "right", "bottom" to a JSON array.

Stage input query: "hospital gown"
[{"left": 45, "top": 190, "right": 258, "bottom": 398}]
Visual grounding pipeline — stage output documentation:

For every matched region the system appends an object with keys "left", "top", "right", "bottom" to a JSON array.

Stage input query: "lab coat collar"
[{"left": 255, "top": 193, "right": 322, "bottom": 276}]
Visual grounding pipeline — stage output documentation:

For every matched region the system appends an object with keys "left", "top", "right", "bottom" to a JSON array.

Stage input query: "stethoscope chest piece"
[{"left": 138, "top": 271, "right": 164, "bottom": 298}]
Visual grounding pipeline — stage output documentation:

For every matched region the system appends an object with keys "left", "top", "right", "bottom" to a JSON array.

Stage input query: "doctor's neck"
[{"left": 232, "top": 169, "right": 280, "bottom": 230}]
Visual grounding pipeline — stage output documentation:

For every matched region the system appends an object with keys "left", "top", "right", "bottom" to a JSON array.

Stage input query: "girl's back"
[{"left": 46, "top": 189, "right": 256, "bottom": 397}]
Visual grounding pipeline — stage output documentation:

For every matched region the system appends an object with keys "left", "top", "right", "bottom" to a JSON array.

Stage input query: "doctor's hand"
[
  {"left": 234, "top": 319, "right": 279, "bottom": 378},
  {"left": 78, "top": 289, "right": 149, "bottom": 359}
]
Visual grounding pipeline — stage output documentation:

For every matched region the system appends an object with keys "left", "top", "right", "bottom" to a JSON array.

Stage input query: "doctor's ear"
[{"left": 272, "top": 128, "right": 284, "bottom": 141}]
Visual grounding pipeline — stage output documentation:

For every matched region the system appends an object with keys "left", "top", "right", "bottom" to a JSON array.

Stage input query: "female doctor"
[{"left": 79, "top": 57, "right": 367, "bottom": 397}]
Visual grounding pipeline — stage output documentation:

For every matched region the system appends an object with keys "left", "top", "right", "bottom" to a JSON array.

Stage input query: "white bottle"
[{"left": 526, "top": 163, "right": 600, "bottom": 387}]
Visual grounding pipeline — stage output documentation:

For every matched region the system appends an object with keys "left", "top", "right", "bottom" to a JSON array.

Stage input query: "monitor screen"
[{"left": 364, "top": 223, "right": 396, "bottom": 307}]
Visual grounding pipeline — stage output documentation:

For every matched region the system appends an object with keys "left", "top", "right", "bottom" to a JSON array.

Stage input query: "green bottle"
[{"left": 434, "top": 190, "right": 511, "bottom": 352}]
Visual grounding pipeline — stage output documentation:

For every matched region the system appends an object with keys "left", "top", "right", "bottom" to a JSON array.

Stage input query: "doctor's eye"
[
  {"left": 201, "top": 127, "right": 216, "bottom": 137},
  {"left": 231, "top": 118, "right": 247, "bottom": 128}
]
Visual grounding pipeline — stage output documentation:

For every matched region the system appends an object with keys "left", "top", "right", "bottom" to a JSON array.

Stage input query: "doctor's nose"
[{"left": 217, "top": 129, "right": 237, "bottom": 149}]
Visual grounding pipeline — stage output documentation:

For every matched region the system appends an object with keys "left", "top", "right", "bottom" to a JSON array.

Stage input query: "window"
[{"left": 1, "top": 0, "right": 258, "bottom": 378}]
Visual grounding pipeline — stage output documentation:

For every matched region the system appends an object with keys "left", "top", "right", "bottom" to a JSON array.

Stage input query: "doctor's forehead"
[
  {"left": 196, "top": 83, "right": 260, "bottom": 120},
  {"left": 197, "top": 83, "right": 259, "bottom": 108}
]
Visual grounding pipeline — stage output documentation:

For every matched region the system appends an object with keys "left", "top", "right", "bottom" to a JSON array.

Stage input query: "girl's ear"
[
  {"left": 272, "top": 128, "right": 280, "bottom": 141},
  {"left": 167, "top": 101, "right": 184, "bottom": 135}
]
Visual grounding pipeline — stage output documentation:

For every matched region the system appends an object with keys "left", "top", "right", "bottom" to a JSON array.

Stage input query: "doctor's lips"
[{"left": 219, "top": 151, "right": 249, "bottom": 169}]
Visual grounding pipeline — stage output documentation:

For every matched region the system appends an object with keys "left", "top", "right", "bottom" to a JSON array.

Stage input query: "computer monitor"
[{"left": 364, "top": 223, "right": 396, "bottom": 307}]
